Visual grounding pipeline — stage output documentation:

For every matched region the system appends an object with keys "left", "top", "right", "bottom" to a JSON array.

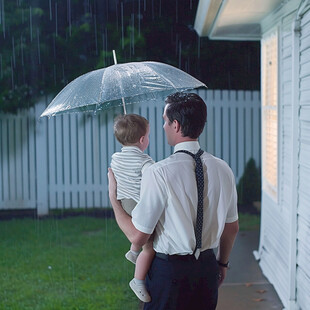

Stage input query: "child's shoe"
[
  {"left": 129, "top": 279, "right": 151, "bottom": 303},
  {"left": 125, "top": 250, "right": 139, "bottom": 264}
]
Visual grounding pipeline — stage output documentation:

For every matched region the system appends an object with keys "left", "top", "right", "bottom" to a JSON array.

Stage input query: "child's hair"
[{"left": 114, "top": 114, "right": 149, "bottom": 145}]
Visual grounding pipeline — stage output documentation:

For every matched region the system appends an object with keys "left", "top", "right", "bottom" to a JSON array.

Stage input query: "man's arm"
[
  {"left": 108, "top": 168, "right": 150, "bottom": 247},
  {"left": 216, "top": 220, "right": 239, "bottom": 286}
]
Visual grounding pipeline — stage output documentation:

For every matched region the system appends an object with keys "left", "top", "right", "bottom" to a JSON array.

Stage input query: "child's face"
[{"left": 140, "top": 125, "right": 150, "bottom": 151}]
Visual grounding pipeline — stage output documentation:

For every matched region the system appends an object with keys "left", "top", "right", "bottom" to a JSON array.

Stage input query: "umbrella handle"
[{"left": 122, "top": 97, "right": 127, "bottom": 114}]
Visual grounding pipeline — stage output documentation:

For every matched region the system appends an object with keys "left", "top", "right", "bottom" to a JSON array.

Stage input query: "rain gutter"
[{"left": 194, "top": 0, "right": 224, "bottom": 37}]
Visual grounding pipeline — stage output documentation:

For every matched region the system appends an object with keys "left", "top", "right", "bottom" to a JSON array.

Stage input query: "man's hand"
[{"left": 217, "top": 266, "right": 228, "bottom": 287}]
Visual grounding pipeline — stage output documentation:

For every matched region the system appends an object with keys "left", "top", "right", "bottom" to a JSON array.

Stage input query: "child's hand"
[{"left": 107, "top": 168, "right": 117, "bottom": 201}]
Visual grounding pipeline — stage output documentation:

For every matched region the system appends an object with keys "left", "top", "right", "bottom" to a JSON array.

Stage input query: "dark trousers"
[{"left": 144, "top": 250, "right": 219, "bottom": 310}]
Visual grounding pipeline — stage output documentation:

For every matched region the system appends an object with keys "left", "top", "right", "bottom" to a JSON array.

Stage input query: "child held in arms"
[{"left": 110, "top": 114, "right": 155, "bottom": 303}]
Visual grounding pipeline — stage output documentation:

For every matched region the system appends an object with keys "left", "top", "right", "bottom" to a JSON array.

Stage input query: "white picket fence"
[{"left": 0, "top": 89, "right": 261, "bottom": 216}]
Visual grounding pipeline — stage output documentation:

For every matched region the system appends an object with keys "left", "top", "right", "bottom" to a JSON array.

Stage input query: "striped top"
[{"left": 111, "top": 146, "right": 154, "bottom": 202}]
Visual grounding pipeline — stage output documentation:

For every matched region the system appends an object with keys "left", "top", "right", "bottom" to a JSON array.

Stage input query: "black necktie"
[{"left": 175, "top": 149, "right": 204, "bottom": 259}]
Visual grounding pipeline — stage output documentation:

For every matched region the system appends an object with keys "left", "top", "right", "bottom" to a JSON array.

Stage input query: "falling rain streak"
[
  {"left": 29, "top": 6, "right": 32, "bottom": 41},
  {"left": 49, "top": 0, "right": 52, "bottom": 20},
  {"left": 94, "top": 14, "right": 98, "bottom": 55},
  {"left": 21, "top": 35, "right": 24, "bottom": 66},
  {"left": 12, "top": 36, "right": 15, "bottom": 67},
  {"left": 55, "top": 2, "right": 58, "bottom": 37},
  {"left": 121, "top": 2, "right": 124, "bottom": 49},
  {"left": 10, "top": 56, "right": 14, "bottom": 89},
  {"left": 0, "top": 54, "right": 2, "bottom": 78},
  {"left": 37, "top": 28, "right": 41, "bottom": 64},
  {"left": 67, "top": 0, "right": 71, "bottom": 36},
  {"left": 1, "top": 0, "right": 5, "bottom": 38}
]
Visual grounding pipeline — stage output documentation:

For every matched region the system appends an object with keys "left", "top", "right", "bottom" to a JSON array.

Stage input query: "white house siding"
[
  {"left": 259, "top": 2, "right": 310, "bottom": 309},
  {"left": 296, "top": 6, "right": 310, "bottom": 310},
  {"left": 259, "top": 12, "right": 296, "bottom": 308},
  {"left": 259, "top": 4, "right": 307, "bottom": 308}
]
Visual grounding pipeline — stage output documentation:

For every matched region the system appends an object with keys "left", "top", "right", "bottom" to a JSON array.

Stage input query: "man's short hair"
[
  {"left": 114, "top": 114, "right": 149, "bottom": 145},
  {"left": 165, "top": 92, "right": 207, "bottom": 139}
]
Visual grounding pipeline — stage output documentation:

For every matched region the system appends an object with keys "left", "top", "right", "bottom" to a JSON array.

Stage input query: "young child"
[{"left": 110, "top": 114, "right": 155, "bottom": 303}]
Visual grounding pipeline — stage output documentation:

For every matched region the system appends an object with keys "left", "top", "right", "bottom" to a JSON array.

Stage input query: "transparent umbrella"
[{"left": 40, "top": 57, "right": 207, "bottom": 117}]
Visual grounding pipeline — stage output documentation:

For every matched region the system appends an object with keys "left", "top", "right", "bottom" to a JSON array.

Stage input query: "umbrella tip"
[{"left": 112, "top": 50, "right": 117, "bottom": 65}]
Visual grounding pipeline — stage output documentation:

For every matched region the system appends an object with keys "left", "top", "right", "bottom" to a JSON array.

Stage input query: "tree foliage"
[{"left": 0, "top": 0, "right": 260, "bottom": 113}]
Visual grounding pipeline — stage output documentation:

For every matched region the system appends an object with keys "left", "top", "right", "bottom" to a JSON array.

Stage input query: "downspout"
[{"left": 288, "top": 1, "right": 310, "bottom": 309}]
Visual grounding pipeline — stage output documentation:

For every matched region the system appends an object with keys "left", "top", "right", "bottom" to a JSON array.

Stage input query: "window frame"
[{"left": 261, "top": 28, "right": 279, "bottom": 202}]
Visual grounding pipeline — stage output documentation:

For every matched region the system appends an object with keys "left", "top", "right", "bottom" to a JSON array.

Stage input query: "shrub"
[{"left": 237, "top": 158, "right": 261, "bottom": 205}]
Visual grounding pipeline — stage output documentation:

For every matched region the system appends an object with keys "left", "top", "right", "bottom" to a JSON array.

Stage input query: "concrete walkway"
[{"left": 217, "top": 230, "right": 283, "bottom": 310}]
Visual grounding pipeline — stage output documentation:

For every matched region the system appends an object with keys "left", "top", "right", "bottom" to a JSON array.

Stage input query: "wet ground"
[{"left": 217, "top": 230, "right": 283, "bottom": 310}]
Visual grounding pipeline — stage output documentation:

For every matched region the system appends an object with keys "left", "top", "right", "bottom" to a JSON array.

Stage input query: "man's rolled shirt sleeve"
[{"left": 131, "top": 166, "right": 166, "bottom": 234}]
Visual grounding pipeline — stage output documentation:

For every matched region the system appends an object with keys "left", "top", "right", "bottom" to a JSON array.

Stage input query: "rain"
[{"left": 0, "top": 1, "right": 261, "bottom": 308}]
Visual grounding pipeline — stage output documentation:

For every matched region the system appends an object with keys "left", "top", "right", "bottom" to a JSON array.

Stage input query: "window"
[{"left": 262, "top": 30, "right": 278, "bottom": 200}]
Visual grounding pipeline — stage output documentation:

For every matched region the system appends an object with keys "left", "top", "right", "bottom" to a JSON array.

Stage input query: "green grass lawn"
[
  {"left": 0, "top": 216, "right": 139, "bottom": 310},
  {"left": 0, "top": 211, "right": 260, "bottom": 310},
  {"left": 238, "top": 212, "right": 260, "bottom": 231}
]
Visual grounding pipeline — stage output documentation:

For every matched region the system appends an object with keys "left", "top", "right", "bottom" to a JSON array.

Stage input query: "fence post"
[{"left": 35, "top": 98, "right": 49, "bottom": 216}]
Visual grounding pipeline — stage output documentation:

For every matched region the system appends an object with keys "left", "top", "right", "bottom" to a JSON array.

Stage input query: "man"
[{"left": 108, "top": 92, "right": 239, "bottom": 310}]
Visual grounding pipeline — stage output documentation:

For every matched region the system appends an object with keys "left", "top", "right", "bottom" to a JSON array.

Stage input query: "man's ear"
[{"left": 174, "top": 120, "right": 181, "bottom": 133}]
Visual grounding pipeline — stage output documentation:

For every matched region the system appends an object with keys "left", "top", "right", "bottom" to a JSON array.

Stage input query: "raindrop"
[
  {"left": 29, "top": 6, "right": 33, "bottom": 41},
  {"left": 11, "top": 56, "right": 14, "bottom": 90},
  {"left": 138, "top": 0, "right": 140, "bottom": 37},
  {"left": 54, "top": 64, "right": 57, "bottom": 86},
  {"left": 20, "top": 34, "right": 24, "bottom": 66},
  {"left": 1, "top": 0, "right": 5, "bottom": 38},
  {"left": 55, "top": 2, "right": 58, "bottom": 37},
  {"left": 144, "top": 0, "right": 146, "bottom": 11},
  {"left": 20, "top": 35, "right": 24, "bottom": 65},
  {"left": 67, "top": 0, "right": 72, "bottom": 36},
  {"left": 94, "top": 15, "right": 98, "bottom": 55},
  {"left": 197, "top": 36, "right": 200, "bottom": 59},
  {"left": 102, "top": 34, "right": 105, "bottom": 67},
  {"left": 49, "top": 0, "right": 52, "bottom": 20},
  {"left": 178, "top": 41, "right": 182, "bottom": 68},
  {"left": 175, "top": 0, "right": 178, "bottom": 23},
  {"left": 53, "top": 35, "right": 56, "bottom": 58},
  {"left": 121, "top": 2, "right": 124, "bottom": 49},
  {"left": 190, "top": 0, "right": 193, "bottom": 10},
  {"left": 37, "top": 28, "right": 41, "bottom": 64},
  {"left": 62, "top": 63, "right": 65, "bottom": 84},
  {"left": 12, "top": 36, "right": 16, "bottom": 68},
  {"left": 105, "top": 27, "right": 108, "bottom": 62},
  {"left": 0, "top": 54, "right": 2, "bottom": 78},
  {"left": 131, "top": 13, "right": 135, "bottom": 56},
  {"left": 114, "top": 0, "right": 118, "bottom": 31},
  {"left": 152, "top": 0, "right": 154, "bottom": 19},
  {"left": 159, "top": 0, "right": 162, "bottom": 17}
]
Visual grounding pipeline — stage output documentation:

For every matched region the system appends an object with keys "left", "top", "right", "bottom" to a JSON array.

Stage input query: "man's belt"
[{"left": 155, "top": 249, "right": 214, "bottom": 261}]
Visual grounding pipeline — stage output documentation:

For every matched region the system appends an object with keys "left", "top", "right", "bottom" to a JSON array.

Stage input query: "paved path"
[{"left": 217, "top": 230, "right": 283, "bottom": 310}]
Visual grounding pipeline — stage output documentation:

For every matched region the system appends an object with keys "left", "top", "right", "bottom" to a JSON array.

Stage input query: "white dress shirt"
[
  {"left": 132, "top": 141, "right": 238, "bottom": 255},
  {"left": 111, "top": 146, "right": 154, "bottom": 203}
]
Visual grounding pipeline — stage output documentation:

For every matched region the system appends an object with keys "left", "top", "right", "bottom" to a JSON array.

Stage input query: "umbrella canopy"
[{"left": 40, "top": 61, "right": 207, "bottom": 117}]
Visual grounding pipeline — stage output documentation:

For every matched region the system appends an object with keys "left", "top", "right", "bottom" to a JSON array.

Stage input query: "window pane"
[{"left": 262, "top": 30, "right": 278, "bottom": 199}]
